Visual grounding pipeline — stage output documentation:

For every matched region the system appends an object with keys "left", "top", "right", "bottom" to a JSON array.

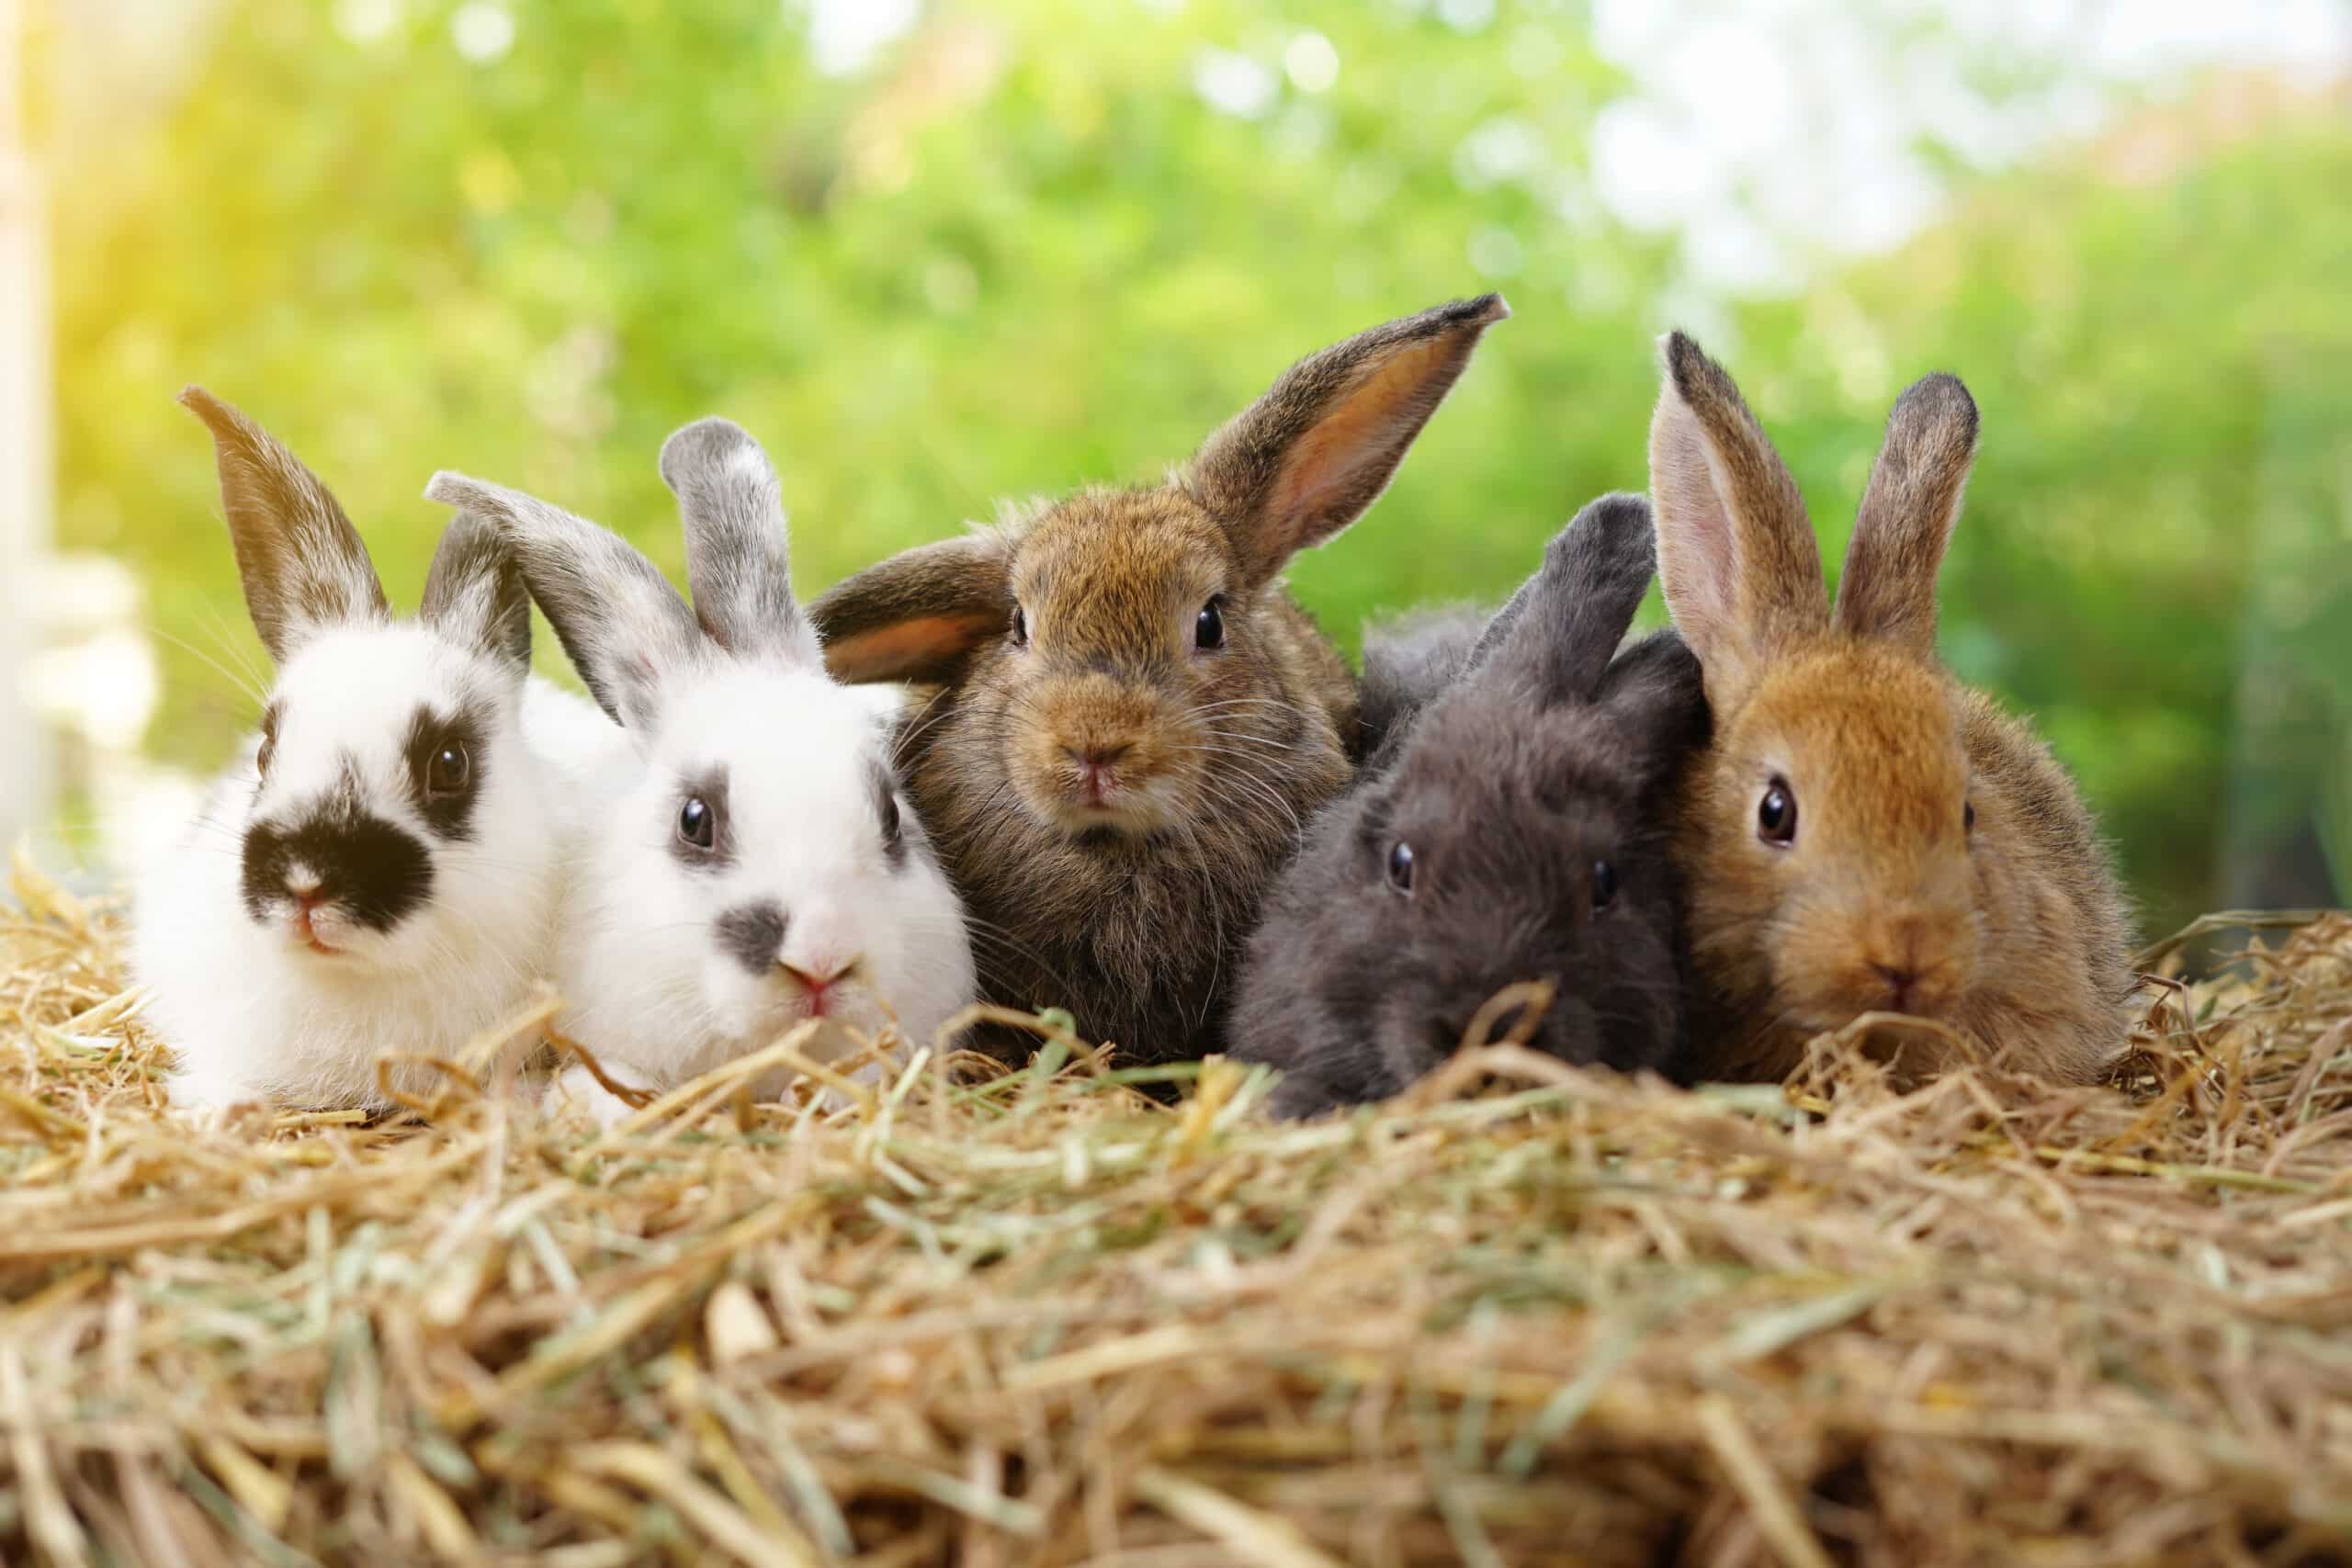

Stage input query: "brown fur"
[
  {"left": 1651, "top": 333, "right": 2136, "bottom": 1084},
  {"left": 811, "top": 297, "right": 1507, "bottom": 1063}
]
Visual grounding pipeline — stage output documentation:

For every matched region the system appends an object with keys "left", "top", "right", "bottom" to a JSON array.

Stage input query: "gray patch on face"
[
  {"left": 670, "top": 765, "right": 736, "bottom": 871},
  {"left": 871, "top": 761, "right": 907, "bottom": 869},
  {"left": 715, "top": 899, "right": 786, "bottom": 977}
]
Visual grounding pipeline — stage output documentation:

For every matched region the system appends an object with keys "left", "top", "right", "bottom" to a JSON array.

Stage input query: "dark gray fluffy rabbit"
[{"left": 1227, "top": 492, "right": 1712, "bottom": 1117}]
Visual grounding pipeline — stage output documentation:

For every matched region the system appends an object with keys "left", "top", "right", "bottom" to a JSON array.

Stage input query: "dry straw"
[{"left": 2, "top": 848, "right": 2348, "bottom": 1566}]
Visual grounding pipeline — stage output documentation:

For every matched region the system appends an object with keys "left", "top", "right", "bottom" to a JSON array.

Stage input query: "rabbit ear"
[
  {"left": 424, "top": 471, "right": 700, "bottom": 730},
  {"left": 419, "top": 511, "right": 531, "bottom": 673},
  {"left": 808, "top": 534, "right": 1012, "bottom": 686},
  {"left": 1593, "top": 629, "right": 1712, "bottom": 782},
  {"left": 1833, "top": 373, "right": 1976, "bottom": 659},
  {"left": 1188, "top": 294, "right": 1508, "bottom": 585},
  {"left": 1465, "top": 493, "right": 1657, "bottom": 706},
  {"left": 1646, "top": 333, "right": 1825, "bottom": 700},
  {"left": 179, "top": 387, "right": 390, "bottom": 662},
  {"left": 660, "top": 417, "right": 824, "bottom": 670}
]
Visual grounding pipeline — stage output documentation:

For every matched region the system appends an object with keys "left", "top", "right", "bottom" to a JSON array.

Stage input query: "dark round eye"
[
  {"left": 1963, "top": 799, "right": 1976, "bottom": 835},
  {"left": 1194, "top": 596, "right": 1227, "bottom": 651},
  {"left": 1010, "top": 605, "right": 1029, "bottom": 648},
  {"left": 678, "top": 795, "right": 716, "bottom": 852},
  {"left": 1591, "top": 859, "right": 1619, "bottom": 910},
  {"left": 878, "top": 789, "right": 902, "bottom": 847},
  {"left": 1385, "top": 840, "right": 1415, "bottom": 895},
  {"left": 426, "top": 743, "right": 470, "bottom": 798},
  {"left": 1758, "top": 778, "right": 1798, "bottom": 846}
]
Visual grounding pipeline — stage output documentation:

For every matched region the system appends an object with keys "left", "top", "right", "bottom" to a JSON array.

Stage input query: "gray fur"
[
  {"left": 714, "top": 900, "right": 786, "bottom": 977},
  {"left": 1355, "top": 604, "right": 1487, "bottom": 762},
  {"left": 423, "top": 471, "right": 703, "bottom": 730},
  {"left": 179, "top": 387, "right": 390, "bottom": 662},
  {"left": 660, "top": 417, "right": 825, "bottom": 669},
  {"left": 1227, "top": 494, "right": 1712, "bottom": 1117},
  {"left": 419, "top": 511, "right": 532, "bottom": 671}
]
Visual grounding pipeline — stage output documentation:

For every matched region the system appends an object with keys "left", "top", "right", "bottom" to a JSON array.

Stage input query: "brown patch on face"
[
  {"left": 1714, "top": 639, "right": 1982, "bottom": 1031},
  {"left": 985, "top": 488, "right": 1250, "bottom": 834}
]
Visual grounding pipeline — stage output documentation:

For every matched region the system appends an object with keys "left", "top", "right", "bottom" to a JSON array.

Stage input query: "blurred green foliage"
[{"left": 37, "top": 0, "right": 2352, "bottom": 935}]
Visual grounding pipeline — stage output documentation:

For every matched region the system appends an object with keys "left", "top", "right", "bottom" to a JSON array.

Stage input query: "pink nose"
[
  {"left": 782, "top": 959, "right": 854, "bottom": 1017},
  {"left": 1065, "top": 743, "right": 1130, "bottom": 804}
]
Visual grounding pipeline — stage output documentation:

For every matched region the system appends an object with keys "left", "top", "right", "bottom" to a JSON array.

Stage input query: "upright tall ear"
[
  {"left": 1834, "top": 372, "right": 1976, "bottom": 660},
  {"left": 660, "top": 417, "right": 824, "bottom": 670},
  {"left": 1645, "top": 333, "right": 1825, "bottom": 705},
  {"left": 1466, "top": 492, "right": 1657, "bottom": 706},
  {"left": 1186, "top": 294, "right": 1509, "bottom": 585},
  {"left": 179, "top": 387, "right": 390, "bottom": 663},
  {"left": 419, "top": 512, "right": 532, "bottom": 674},
  {"left": 423, "top": 472, "right": 700, "bottom": 730},
  {"left": 808, "top": 534, "right": 1012, "bottom": 686}
]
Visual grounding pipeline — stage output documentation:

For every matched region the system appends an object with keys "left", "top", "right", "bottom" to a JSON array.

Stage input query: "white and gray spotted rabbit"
[{"left": 425, "top": 419, "right": 978, "bottom": 1124}]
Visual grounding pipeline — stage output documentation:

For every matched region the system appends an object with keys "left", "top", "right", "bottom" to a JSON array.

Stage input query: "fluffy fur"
[
  {"left": 1228, "top": 494, "right": 1711, "bottom": 1116},
  {"left": 135, "top": 389, "right": 565, "bottom": 1111},
  {"left": 425, "top": 419, "right": 977, "bottom": 1124},
  {"left": 806, "top": 296, "right": 1510, "bottom": 1066},
  {"left": 1648, "top": 333, "right": 2137, "bottom": 1083}
]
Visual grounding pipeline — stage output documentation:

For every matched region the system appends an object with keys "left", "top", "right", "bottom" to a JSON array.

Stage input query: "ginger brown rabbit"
[
  {"left": 1648, "top": 332, "right": 2136, "bottom": 1083},
  {"left": 809, "top": 296, "right": 1508, "bottom": 1066}
]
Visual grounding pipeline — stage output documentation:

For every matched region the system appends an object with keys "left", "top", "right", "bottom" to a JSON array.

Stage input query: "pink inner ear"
[
  {"left": 1267, "top": 337, "right": 1453, "bottom": 548},
  {"left": 1649, "top": 396, "right": 1741, "bottom": 652},
  {"left": 826, "top": 612, "right": 999, "bottom": 682}
]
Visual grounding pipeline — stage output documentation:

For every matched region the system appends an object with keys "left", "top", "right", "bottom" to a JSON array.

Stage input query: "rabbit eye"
[
  {"left": 1963, "top": 799, "right": 1976, "bottom": 835},
  {"left": 678, "top": 796, "right": 717, "bottom": 852},
  {"left": 425, "top": 743, "right": 471, "bottom": 800},
  {"left": 1757, "top": 778, "right": 1798, "bottom": 847},
  {"left": 1193, "top": 596, "right": 1227, "bottom": 652},
  {"left": 1385, "top": 840, "right": 1416, "bottom": 895},
  {"left": 878, "top": 789, "right": 902, "bottom": 847},
  {"left": 1591, "top": 859, "right": 1619, "bottom": 910},
  {"left": 1010, "top": 605, "right": 1029, "bottom": 649}
]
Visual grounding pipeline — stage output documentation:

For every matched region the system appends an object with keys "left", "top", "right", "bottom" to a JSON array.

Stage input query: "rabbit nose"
[
  {"left": 782, "top": 956, "right": 855, "bottom": 988},
  {"left": 781, "top": 955, "right": 861, "bottom": 1018},
  {"left": 1062, "top": 742, "right": 1132, "bottom": 805},
  {"left": 1872, "top": 963, "right": 1922, "bottom": 1012}
]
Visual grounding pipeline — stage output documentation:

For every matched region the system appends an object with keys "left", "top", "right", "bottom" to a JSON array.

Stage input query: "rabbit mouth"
[
  {"left": 1033, "top": 770, "right": 1171, "bottom": 836},
  {"left": 278, "top": 897, "right": 356, "bottom": 957}
]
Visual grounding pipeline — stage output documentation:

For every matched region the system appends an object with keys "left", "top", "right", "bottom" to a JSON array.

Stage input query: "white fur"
[
  {"left": 548, "top": 660, "right": 975, "bottom": 1126},
  {"left": 429, "top": 423, "right": 978, "bottom": 1128},
  {"left": 133, "top": 626, "right": 576, "bottom": 1111}
]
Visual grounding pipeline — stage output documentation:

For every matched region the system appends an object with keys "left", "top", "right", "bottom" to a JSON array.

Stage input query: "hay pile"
[{"left": 2, "top": 858, "right": 2348, "bottom": 1568}]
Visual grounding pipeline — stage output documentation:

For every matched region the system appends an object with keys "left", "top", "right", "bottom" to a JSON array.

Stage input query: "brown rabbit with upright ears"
[
  {"left": 1648, "top": 332, "right": 2137, "bottom": 1084},
  {"left": 809, "top": 294, "right": 1510, "bottom": 1066}
]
